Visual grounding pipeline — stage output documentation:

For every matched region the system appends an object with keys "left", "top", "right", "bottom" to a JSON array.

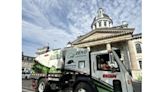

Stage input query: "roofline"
[
  {"left": 22, "top": 55, "right": 35, "bottom": 58},
  {"left": 132, "top": 33, "right": 142, "bottom": 39},
  {"left": 71, "top": 27, "right": 135, "bottom": 44},
  {"left": 71, "top": 30, "right": 96, "bottom": 44},
  {"left": 72, "top": 31, "right": 133, "bottom": 45},
  {"left": 93, "top": 27, "right": 135, "bottom": 31}
]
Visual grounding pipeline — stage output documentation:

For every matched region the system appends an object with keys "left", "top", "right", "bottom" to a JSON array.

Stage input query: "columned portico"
[
  {"left": 106, "top": 43, "right": 112, "bottom": 51},
  {"left": 128, "top": 40, "right": 138, "bottom": 69},
  {"left": 71, "top": 8, "right": 142, "bottom": 80},
  {"left": 127, "top": 40, "right": 140, "bottom": 79},
  {"left": 111, "top": 42, "right": 131, "bottom": 70},
  {"left": 87, "top": 46, "right": 90, "bottom": 51}
]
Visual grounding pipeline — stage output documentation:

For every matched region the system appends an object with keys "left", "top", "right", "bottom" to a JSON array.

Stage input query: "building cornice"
[
  {"left": 132, "top": 33, "right": 142, "bottom": 39},
  {"left": 72, "top": 27, "right": 135, "bottom": 45},
  {"left": 93, "top": 27, "right": 135, "bottom": 31},
  {"left": 73, "top": 31, "right": 133, "bottom": 45}
]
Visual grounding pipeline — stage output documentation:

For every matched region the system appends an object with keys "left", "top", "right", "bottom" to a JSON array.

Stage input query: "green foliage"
[{"left": 137, "top": 75, "right": 142, "bottom": 81}]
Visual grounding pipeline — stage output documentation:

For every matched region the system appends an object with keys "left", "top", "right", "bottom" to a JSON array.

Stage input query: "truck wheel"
[
  {"left": 36, "top": 79, "right": 51, "bottom": 92},
  {"left": 74, "top": 82, "right": 93, "bottom": 92}
]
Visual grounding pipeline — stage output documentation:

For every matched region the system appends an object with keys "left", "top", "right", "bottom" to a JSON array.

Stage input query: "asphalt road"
[
  {"left": 22, "top": 79, "right": 141, "bottom": 92},
  {"left": 22, "top": 79, "right": 34, "bottom": 92},
  {"left": 132, "top": 81, "right": 142, "bottom": 92}
]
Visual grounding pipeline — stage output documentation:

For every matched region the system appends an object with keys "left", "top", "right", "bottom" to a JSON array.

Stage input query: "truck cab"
[
  {"left": 90, "top": 49, "right": 133, "bottom": 92},
  {"left": 64, "top": 48, "right": 133, "bottom": 92}
]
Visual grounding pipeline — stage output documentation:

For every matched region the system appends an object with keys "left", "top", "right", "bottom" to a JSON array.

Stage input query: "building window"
[
  {"left": 135, "top": 43, "right": 142, "bottom": 53},
  {"left": 28, "top": 57, "right": 32, "bottom": 61},
  {"left": 24, "top": 57, "right": 27, "bottom": 60},
  {"left": 94, "top": 24, "right": 96, "bottom": 28},
  {"left": 104, "top": 21, "right": 106, "bottom": 26},
  {"left": 139, "top": 61, "right": 142, "bottom": 69},
  {"left": 99, "top": 21, "right": 101, "bottom": 27}
]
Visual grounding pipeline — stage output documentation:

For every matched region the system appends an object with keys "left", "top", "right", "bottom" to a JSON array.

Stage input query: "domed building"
[
  {"left": 91, "top": 8, "right": 113, "bottom": 30},
  {"left": 71, "top": 8, "right": 142, "bottom": 80}
]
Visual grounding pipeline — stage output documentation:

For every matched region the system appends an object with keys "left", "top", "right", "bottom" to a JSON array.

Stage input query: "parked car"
[{"left": 22, "top": 70, "right": 31, "bottom": 79}]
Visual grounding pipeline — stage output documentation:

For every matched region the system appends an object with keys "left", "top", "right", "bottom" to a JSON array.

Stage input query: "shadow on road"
[{"left": 22, "top": 79, "right": 142, "bottom": 92}]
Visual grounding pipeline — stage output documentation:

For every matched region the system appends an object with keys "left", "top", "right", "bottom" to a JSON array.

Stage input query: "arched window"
[
  {"left": 139, "top": 61, "right": 142, "bottom": 69},
  {"left": 104, "top": 21, "right": 106, "bottom": 26},
  {"left": 99, "top": 21, "right": 101, "bottom": 27},
  {"left": 94, "top": 24, "right": 96, "bottom": 28},
  {"left": 135, "top": 43, "right": 142, "bottom": 53}
]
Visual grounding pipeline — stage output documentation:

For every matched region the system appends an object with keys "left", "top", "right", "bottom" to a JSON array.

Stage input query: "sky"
[{"left": 22, "top": 0, "right": 142, "bottom": 57}]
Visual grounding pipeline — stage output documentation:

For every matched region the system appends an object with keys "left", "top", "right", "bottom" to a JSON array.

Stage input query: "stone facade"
[
  {"left": 131, "top": 34, "right": 142, "bottom": 80},
  {"left": 22, "top": 53, "right": 35, "bottom": 70},
  {"left": 70, "top": 8, "right": 142, "bottom": 80}
]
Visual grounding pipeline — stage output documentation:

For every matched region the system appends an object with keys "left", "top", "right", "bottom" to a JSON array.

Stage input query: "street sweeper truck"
[{"left": 31, "top": 46, "right": 133, "bottom": 92}]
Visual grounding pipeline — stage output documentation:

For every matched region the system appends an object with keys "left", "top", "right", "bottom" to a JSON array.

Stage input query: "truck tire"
[
  {"left": 74, "top": 82, "right": 93, "bottom": 92},
  {"left": 35, "top": 78, "right": 51, "bottom": 92}
]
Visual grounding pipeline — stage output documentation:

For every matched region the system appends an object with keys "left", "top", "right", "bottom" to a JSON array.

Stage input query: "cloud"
[
  {"left": 22, "top": 0, "right": 142, "bottom": 56},
  {"left": 22, "top": 21, "right": 74, "bottom": 56}
]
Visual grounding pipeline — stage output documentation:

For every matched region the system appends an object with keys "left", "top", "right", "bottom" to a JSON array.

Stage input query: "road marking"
[{"left": 22, "top": 88, "right": 34, "bottom": 92}]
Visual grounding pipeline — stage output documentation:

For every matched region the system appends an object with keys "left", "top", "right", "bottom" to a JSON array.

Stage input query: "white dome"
[{"left": 91, "top": 8, "right": 113, "bottom": 30}]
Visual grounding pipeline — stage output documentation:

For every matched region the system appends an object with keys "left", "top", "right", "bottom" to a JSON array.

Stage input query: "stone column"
[
  {"left": 106, "top": 43, "right": 112, "bottom": 51},
  {"left": 128, "top": 40, "right": 137, "bottom": 69},
  {"left": 87, "top": 47, "right": 90, "bottom": 51},
  {"left": 128, "top": 40, "right": 138, "bottom": 79}
]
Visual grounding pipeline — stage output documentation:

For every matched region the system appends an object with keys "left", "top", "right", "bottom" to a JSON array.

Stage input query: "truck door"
[{"left": 90, "top": 50, "right": 128, "bottom": 92}]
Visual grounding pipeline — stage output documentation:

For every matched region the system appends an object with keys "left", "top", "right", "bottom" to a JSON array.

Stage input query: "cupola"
[{"left": 91, "top": 8, "right": 113, "bottom": 30}]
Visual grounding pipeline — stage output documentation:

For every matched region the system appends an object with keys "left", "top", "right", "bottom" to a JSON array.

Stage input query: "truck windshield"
[{"left": 96, "top": 53, "right": 119, "bottom": 71}]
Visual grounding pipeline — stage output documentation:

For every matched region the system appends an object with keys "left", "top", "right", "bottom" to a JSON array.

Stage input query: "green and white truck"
[{"left": 31, "top": 47, "right": 133, "bottom": 92}]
